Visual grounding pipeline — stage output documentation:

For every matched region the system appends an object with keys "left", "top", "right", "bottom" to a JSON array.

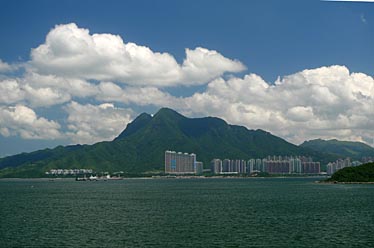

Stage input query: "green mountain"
[
  {"left": 300, "top": 139, "right": 374, "bottom": 160},
  {"left": 327, "top": 162, "right": 374, "bottom": 182},
  {"left": 0, "top": 108, "right": 333, "bottom": 177}
]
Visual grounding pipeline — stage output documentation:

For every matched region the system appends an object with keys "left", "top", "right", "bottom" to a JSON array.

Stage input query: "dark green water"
[{"left": 0, "top": 178, "right": 373, "bottom": 247}]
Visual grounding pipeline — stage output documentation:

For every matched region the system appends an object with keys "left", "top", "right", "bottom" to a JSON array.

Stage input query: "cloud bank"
[
  {"left": 180, "top": 66, "right": 374, "bottom": 144},
  {"left": 0, "top": 23, "right": 373, "bottom": 147},
  {"left": 0, "top": 105, "right": 61, "bottom": 139},
  {"left": 64, "top": 102, "right": 132, "bottom": 144},
  {"left": 30, "top": 23, "right": 245, "bottom": 86}
]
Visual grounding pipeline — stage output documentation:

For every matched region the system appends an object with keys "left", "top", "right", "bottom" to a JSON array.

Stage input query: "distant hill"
[
  {"left": 327, "top": 162, "right": 374, "bottom": 182},
  {"left": 300, "top": 139, "right": 374, "bottom": 160},
  {"left": 0, "top": 108, "right": 334, "bottom": 177}
]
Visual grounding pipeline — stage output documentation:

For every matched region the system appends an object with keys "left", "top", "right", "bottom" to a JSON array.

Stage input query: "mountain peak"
[
  {"left": 115, "top": 112, "right": 152, "bottom": 140},
  {"left": 153, "top": 107, "right": 185, "bottom": 119},
  {"left": 1, "top": 107, "right": 339, "bottom": 177}
]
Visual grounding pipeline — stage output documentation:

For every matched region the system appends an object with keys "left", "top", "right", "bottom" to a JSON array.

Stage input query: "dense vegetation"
[
  {"left": 0, "top": 108, "right": 337, "bottom": 178},
  {"left": 301, "top": 139, "right": 374, "bottom": 160},
  {"left": 327, "top": 162, "right": 374, "bottom": 182}
]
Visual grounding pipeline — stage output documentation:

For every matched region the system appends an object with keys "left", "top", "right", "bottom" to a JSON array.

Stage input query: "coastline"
[
  {"left": 317, "top": 180, "right": 374, "bottom": 185},
  {"left": 0, "top": 176, "right": 327, "bottom": 181}
]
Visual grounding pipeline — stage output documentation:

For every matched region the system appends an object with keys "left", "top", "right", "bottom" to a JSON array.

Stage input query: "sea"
[{"left": 0, "top": 177, "right": 373, "bottom": 247}]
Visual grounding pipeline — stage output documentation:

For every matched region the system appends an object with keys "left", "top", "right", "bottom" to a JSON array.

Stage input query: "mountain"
[
  {"left": 327, "top": 162, "right": 374, "bottom": 183},
  {"left": 0, "top": 108, "right": 334, "bottom": 177},
  {"left": 300, "top": 139, "right": 374, "bottom": 160}
]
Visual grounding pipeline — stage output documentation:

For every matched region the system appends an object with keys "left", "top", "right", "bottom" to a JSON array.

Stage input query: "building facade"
[
  {"left": 210, "top": 155, "right": 321, "bottom": 175},
  {"left": 326, "top": 158, "right": 361, "bottom": 175},
  {"left": 165, "top": 150, "right": 203, "bottom": 174},
  {"left": 210, "top": 159, "right": 223, "bottom": 174}
]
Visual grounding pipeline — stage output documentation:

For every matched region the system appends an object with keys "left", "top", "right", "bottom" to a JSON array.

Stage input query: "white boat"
[{"left": 89, "top": 175, "right": 98, "bottom": 181}]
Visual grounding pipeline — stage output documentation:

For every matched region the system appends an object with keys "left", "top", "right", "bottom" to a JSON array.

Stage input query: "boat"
[{"left": 89, "top": 175, "right": 98, "bottom": 181}]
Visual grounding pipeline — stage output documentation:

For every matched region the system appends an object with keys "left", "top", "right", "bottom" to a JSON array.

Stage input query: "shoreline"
[
  {"left": 0, "top": 176, "right": 328, "bottom": 181},
  {"left": 317, "top": 180, "right": 374, "bottom": 185}
]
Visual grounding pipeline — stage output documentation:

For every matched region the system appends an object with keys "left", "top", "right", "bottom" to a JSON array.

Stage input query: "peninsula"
[{"left": 325, "top": 162, "right": 374, "bottom": 183}]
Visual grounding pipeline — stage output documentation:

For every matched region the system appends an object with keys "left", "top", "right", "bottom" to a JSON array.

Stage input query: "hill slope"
[
  {"left": 301, "top": 139, "right": 374, "bottom": 160},
  {"left": 0, "top": 108, "right": 333, "bottom": 177}
]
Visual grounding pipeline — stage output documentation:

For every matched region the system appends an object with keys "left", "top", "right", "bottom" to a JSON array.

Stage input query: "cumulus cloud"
[
  {"left": 0, "top": 23, "right": 373, "bottom": 147},
  {"left": 0, "top": 59, "right": 13, "bottom": 72},
  {"left": 286, "top": 106, "right": 314, "bottom": 122},
  {"left": 30, "top": 23, "right": 245, "bottom": 86},
  {"left": 64, "top": 101, "right": 133, "bottom": 144},
  {"left": 24, "top": 72, "right": 98, "bottom": 98},
  {"left": 83, "top": 65, "right": 374, "bottom": 146},
  {"left": 0, "top": 77, "right": 69, "bottom": 108},
  {"left": 97, "top": 81, "right": 185, "bottom": 108},
  {"left": 23, "top": 84, "right": 71, "bottom": 107},
  {"left": 0, "top": 72, "right": 100, "bottom": 107},
  {"left": 0, "top": 79, "right": 25, "bottom": 104},
  {"left": 171, "top": 65, "right": 374, "bottom": 145},
  {"left": 0, "top": 105, "right": 61, "bottom": 139}
]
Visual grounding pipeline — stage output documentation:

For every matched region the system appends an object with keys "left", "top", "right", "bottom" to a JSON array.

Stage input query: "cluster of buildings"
[
  {"left": 326, "top": 158, "right": 363, "bottom": 175},
  {"left": 326, "top": 157, "right": 374, "bottom": 175},
  {"left": 211, "top": 156, "right": 320, "bottom": 175},
  {"left": 164, "top": 150, "right": 203, "bottom": 174},
  {"left": 164, "top": 151, "right": 321, "bottom": 175},
  {"left": 45, "top": 168, "right": 93, "bottom": 175},
  {"left": 362, "top": 157, "right": 374, "bottom": 164}
]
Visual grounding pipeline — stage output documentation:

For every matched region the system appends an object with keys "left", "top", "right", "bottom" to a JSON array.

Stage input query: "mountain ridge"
[
  {"left": 0, "top": 108, "right": 339, "bottom": 177},
  {"left": 300, "top": 138, "right": 374, "bottom": 160}
]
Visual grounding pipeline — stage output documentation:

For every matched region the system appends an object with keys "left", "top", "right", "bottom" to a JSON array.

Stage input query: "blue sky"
[
  {"left": 0, "top": 0, "right": 373, "bottom": 157},
  {"left": 1, "top": 0, "right": 373, "bottom": 81}
]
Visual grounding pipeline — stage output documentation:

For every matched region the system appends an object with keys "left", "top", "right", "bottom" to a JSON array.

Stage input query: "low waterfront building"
[{"left": 45, "top": 168, "right": 93, "bottom": 175}]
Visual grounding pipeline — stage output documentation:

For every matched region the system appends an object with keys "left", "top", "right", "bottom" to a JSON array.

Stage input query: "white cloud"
[
  {"left": 171, "top": 65, "right": 374, "bottom": 145},
  {"left": 23, "top": 84, "right": 71, "bottom": 107},
  {"left": 286, "top": 106, "right": 314, "bottom": 122},
  {"left": 30, "top": 23, "right": 245, "bottom": 86},
  {"left": 0, "top": 79, "right": 25, "bottom": 104},
  {"left": 24, "top": 72, "right": 98, "bottom": 98},
  {"left": 97, "top": 81, "right": 185, "bottom": 107},
  {"left": 87, "top": 65, "right": 374, "bottom": 146},
  {"left": 64, "top": 101, "right": 133, "bottom": 144},
  {"left": 0, "top": 59, "right": 13, "bottom": 72},
  {"left": 0, "top": 72, "right": 100, "bottom": 107},
  {"left": 180, "top": 47, "right": 245, "bottom": 84},
  {"left": 0, "top": 105, "right": 61, "bottom": 139},
  {"left": 0, "top": 23, "right": 373, "bottom": 147},
  {"left": 0, "top": 77, "right": 72, "bottom": 108}
]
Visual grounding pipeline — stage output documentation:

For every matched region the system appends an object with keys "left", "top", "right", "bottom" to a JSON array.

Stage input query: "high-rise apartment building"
[
  {"left": 222, "top": 159, "right": 231, "bottom": 172},
  {"left": 248, "top": 159, "right": 255, "bottom": 174},
  {"left": 326, "top": 158, "right": 360, "bottom": 175},
  {"left": 195, "top": 161, "right": 204, "bottom": 175},
  {"left": 165, "top": 150, "right": 203, "bottom": 174},
  {"left": 301, "top": 162, "right": 320, "bottom": 174},
  {"left": 211, "top": 159, "right": 223, "bottom": 174}
]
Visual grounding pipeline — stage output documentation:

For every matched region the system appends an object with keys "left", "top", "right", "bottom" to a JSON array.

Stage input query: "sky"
[{"left": 0, "top": 0, "right": 373, "bottom": 157}]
